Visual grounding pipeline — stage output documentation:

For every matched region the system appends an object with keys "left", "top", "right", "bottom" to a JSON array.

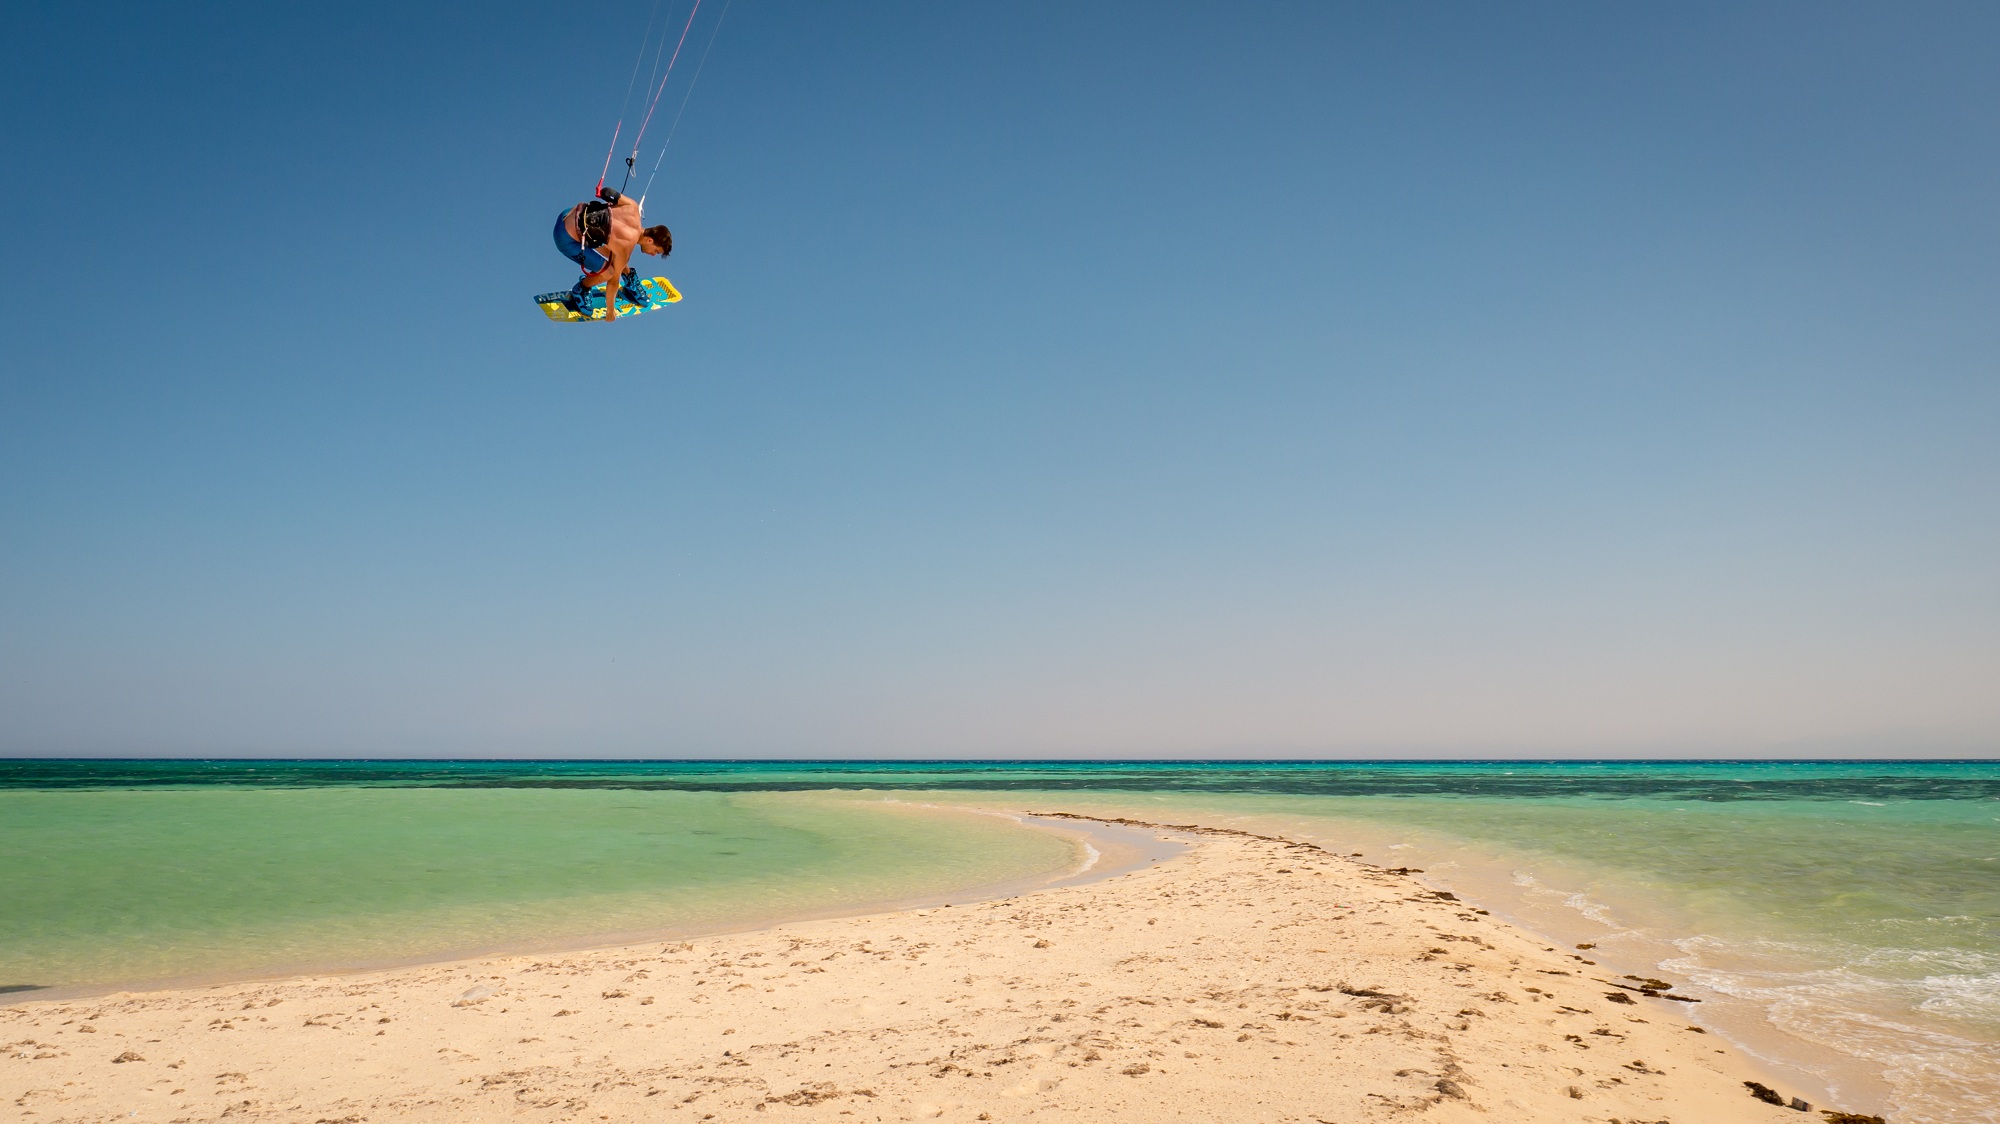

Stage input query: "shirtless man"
[{"left": 552, "top": 187, "right": 672, "bottom": 320}]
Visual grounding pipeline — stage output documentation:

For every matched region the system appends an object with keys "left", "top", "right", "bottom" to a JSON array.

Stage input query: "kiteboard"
[{"left": 534, "top": 276, "right": 682, "bottom": 322}]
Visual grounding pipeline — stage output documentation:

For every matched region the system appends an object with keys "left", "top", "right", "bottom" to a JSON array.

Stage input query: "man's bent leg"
[{"left": 618, "top": 268, "right": 651, "bottom": 309}]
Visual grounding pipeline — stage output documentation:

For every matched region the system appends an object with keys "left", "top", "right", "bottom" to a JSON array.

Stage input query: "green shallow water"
[{"left": 0, "top": 787, "right": 1073, "bottom": 994}]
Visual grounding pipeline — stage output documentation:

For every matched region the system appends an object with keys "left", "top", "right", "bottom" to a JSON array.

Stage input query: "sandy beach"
[{"left": 3, "top": 813, "right": 1841, "bottom": 1123}]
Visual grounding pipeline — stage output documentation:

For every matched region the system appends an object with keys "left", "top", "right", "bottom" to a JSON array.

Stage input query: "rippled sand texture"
[{"left": 0, "top": 819, "right": 1821, "bottom": 1124}]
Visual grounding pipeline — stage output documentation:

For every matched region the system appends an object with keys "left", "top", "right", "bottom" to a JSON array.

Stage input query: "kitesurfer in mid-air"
[{"left": 553, "top": 187, "right": 672, "bottom": 320}]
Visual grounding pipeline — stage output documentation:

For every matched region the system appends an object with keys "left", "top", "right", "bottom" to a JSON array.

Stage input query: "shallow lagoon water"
[
  {"left": 0, "top": 786, "right": 1074, "bottom": 994},
  {"left": 4, "top": 758, "right": 1995, "bottom": 1121}
]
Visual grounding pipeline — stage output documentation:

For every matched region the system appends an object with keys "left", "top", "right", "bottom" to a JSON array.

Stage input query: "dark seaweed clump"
[{"left": 1745, "top": 1081, "right": 1787, "bottom": 1105}]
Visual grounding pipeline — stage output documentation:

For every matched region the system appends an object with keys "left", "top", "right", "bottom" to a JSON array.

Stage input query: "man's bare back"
[{"left": 554, "top": 189, "right": 672, "bottom": 321}]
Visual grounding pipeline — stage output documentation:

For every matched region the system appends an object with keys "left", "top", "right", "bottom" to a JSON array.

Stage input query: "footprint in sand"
[{"left": 1001, "top": 1076, "right": 1062, "bottom": 1097}]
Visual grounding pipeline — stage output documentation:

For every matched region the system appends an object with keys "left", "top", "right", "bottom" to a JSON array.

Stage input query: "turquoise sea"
[{"left": 2, "top": 759, "right": 1994, "bottom": 1122}]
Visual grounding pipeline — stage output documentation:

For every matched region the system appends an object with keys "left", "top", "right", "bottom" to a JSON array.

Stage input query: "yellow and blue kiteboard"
[{"left": 535, "top": 276, "right": 682, "bottom": 322}]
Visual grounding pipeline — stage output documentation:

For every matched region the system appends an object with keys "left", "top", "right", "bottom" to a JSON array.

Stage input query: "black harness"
[{"left": 578, "top": 200, "right": 612, "bottom": 249}]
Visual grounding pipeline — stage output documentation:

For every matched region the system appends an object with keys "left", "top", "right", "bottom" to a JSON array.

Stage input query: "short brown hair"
[{"left": 642, "top": 225, "right": 673, "bottom": 256}]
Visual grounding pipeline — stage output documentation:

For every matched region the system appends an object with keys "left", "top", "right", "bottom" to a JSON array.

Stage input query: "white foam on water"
[
  {"left": 1916, "top": 971, "right": 2000, "bottom": 1021},
  {"left": 1559, "top": 890, "right": 1624, "bottom": 928},
  {"left": 1508, "top": 868, "right": 1639, "bottom": 935},
  {"left": 1666, "top": 934, "right": 2000, "bottom": 1123},
  {"left": 1074, "top": 842, "right": 1102, "bottom": 876}
]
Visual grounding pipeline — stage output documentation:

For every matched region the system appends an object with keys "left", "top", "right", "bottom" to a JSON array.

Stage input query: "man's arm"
[
  {"left": 580, "top": 243, "right": 633, "bottom": 318},
  {"left": 599, "top": 245, "right": 635, "bottom": 319},
  {"left": 590, "top": 187, "right": 641, "bottom": 319}
]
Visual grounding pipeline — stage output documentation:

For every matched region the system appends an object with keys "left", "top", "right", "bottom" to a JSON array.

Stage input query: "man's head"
[{"left": 640, "top": 225, "right": 673, "bottom": 256}]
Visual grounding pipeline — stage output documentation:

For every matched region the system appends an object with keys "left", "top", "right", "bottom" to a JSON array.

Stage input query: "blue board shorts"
[{"left": 553, "top": 209, "right": 608, "bottom": 273}]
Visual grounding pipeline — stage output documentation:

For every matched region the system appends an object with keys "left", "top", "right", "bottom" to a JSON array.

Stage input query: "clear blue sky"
[{"left": 3, "top": 2, "right": 1995, "bottom": 758}]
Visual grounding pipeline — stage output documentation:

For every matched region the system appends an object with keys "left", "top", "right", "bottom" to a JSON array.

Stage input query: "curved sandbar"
[{"left": 0, "top": 808, "right": 1851, "bottom": 1123}]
